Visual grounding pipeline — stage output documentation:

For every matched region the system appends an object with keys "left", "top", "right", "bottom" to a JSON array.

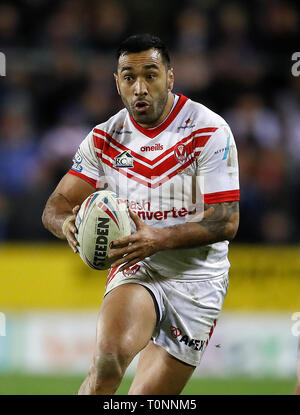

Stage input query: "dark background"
[{"left": 0, "top": 0, "right": 299, "bottom": 243}]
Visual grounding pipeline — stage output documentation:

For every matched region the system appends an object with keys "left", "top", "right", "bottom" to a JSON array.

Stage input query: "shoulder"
[
  {"left": 92, "top": 108, "right": 128, "bottom": 136},
  {"left": 184, "top": 98, "right": 236, "bottom": 153},
  {"left": 186, "top": 98, "right": 229, "bottom": 129}
]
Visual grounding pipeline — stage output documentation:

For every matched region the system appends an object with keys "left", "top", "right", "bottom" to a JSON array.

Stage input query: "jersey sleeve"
[
  {"left": 196, "top": 125, "right": 240, "bottom": 204},
  {"left": 68, "top": 129, "right": 104, "bottom": 188}
]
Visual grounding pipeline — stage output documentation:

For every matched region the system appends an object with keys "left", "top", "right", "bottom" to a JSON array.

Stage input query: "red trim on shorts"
[
  {"left": 106, "top": 267, "right": 119, "bottom": 288},
  {"left": 206, "top": 319, "right": 217, "bottom": 345},
  {"left": 68, "top": 169, "right": 98, "bottom": 188},
  {"left": 204, "top": 189, "right": 240, "bottom": 204}
]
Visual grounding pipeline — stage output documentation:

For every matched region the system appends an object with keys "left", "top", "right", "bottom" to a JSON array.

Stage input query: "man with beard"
[{"left": 42, "top": 34, "right": 240, "bottom": 395}]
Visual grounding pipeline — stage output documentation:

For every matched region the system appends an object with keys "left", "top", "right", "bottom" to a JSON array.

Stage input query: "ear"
[
  {"left": 114, "top": 73, "right": 121, "bottom": 95},
  {"left": 167, "top": 68, "right": 174, "bottom": 92}
]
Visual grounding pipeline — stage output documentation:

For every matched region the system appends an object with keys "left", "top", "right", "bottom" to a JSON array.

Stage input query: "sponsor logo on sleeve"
[
  {"left": 214, "top": 138, "right": 235, "bottom": 158},
  {"left": 72, "top": 151, "right": 83, "bottom": 172},
  {"left": 112, "top": 124, "right": 132, "bottom": 135},
  {"left": 177, "top": 118, "right": 196, "bottom": 130}
]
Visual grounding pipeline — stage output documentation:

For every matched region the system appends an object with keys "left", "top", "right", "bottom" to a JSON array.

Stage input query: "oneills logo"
[{"left": 141, "top": 143, "right": 163, "bottom": 152}]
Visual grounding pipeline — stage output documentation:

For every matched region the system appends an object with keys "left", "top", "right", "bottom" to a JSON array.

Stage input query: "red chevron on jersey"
[
  {"left": 99, "top": 151, "right": 199, "bottom": 189},
  {"left": 98, "top": 149, "right": 197, "bottom": 187},
  {"left": 93, "top": 128, "right": 216, "bottom": 167},
  {"left": 100, "top": 156, "right": 151, "bottom": 188},
  {"left": 97, "top": 147, "right": 184, "bottom": 181},
  {"left": 95, "top": 146, "right": 205, "bottom": 183},
  {"left": 97, "top": 140, "right": 202, "bottom": 188},
  {"left": 93, "top": 129, "right": 217, "bottom": 184},
  {"left": 93, "top": 127, "right": 217, "bottom": 167}
]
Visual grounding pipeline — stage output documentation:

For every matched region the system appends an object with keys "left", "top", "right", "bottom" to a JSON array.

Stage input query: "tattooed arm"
[
  {"left": 109, "top": 201, "right": 239, "bottom": 270},
  {"left": 154, "top": 201, "right": 240, "bottom": 249},
  {"left": 195, "top": 201, "right": 240, "bottom": 243}
]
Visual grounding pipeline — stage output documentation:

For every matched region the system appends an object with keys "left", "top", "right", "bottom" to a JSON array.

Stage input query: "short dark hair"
[{"left": 117, "top": 34, "right": 171, "bottom": 69}]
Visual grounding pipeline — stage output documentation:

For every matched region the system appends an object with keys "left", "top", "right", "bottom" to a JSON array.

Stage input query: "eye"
[
  {"left": 124, "top": 75, "right": 133, "bottom": 82},
  {"left": 147, "top": 73, "right": 155, "bottom": 79}
]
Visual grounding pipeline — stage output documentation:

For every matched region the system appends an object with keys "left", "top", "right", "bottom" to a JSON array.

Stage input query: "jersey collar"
[{"left": 129, "top": 93, "right": 188, "bottom": 139}]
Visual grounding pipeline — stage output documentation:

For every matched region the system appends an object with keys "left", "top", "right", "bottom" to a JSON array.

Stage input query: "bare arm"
[
  {"left": 161, "top": 201, "right": 239, "bottom": 250},
  {"left": 42, "top": 173, "right": 96, "bottom": 251},
  {"left": 109, "top": 201, "right": 239, "bottom": 270}
]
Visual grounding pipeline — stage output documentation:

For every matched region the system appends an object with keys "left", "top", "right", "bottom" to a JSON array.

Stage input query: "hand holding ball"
[{"left": 75, "top": 191, "right": 131, "bottom": 270}]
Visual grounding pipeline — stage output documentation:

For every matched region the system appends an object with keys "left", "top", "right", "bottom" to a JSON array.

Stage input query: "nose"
[{"left": 134, "top": 78, "right": 148, "bottom": 96}]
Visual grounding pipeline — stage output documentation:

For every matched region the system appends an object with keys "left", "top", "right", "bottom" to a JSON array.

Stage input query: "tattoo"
[{"left": 199, "top": 201, "right": 239, "bottom": 241}]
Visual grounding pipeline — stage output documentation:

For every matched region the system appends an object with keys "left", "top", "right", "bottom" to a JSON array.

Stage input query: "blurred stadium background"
[{"left": 0, "top": 0, "right": 299, "bottom": 395}]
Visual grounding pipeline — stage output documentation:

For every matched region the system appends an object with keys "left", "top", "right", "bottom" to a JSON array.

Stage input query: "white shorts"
[{"left": 104, "top": 262, "right": 229, "bottom": 367}]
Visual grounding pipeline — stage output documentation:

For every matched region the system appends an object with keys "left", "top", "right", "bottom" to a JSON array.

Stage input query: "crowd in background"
[{"left": 0, "top": 0, "right": 299, "bottom": 243}]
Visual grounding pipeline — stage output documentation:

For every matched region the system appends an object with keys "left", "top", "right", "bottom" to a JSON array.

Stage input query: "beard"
[{"left": 121, "top": 88, "right": 169, "bottom": 126}]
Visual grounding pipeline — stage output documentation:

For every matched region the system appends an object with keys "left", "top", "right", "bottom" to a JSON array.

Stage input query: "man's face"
[{"left": 114, "top": 48, "right": 174, "bottom": 127}]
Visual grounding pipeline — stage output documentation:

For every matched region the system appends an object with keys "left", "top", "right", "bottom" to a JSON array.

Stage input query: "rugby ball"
[{"left": 75, "top": 190, "right": 131, "bottom": 270}]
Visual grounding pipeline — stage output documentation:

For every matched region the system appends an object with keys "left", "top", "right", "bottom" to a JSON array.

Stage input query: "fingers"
[
  {"left": 67, "top": 205, "right": 80, "bottom": 253},
  {"left": 110, "top": 250, "right": 140, "bottom": 270},
  {"left": 118, "top": 258, "right": 139, "bottom": 272},
  {"left": 72, "top": 205, "right": 80, "bottom": 215},
  {"left": 108, "top": 243, "right": 137, "bottom": 259},
  {"left": 66, "top": 222, "right": 78, "bottom": 253},
  {"left": 111, "top": 210, "right": 145, "bottom": 248},
  {"left": 110, "top": 233, "right": 136, "bottom": 248},
  {"left": 128, "top": 208, "right": 144, "bottom": 229}
]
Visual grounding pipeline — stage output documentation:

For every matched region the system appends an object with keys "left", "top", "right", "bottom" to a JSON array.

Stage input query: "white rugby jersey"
[{"left": 69, "top": 94, "right": 239, "bottom": 281}]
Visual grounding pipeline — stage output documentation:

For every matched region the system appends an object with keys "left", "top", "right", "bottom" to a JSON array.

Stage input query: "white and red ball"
[{"left": 75, "top": 190, "right": 131, "bottom": 270}]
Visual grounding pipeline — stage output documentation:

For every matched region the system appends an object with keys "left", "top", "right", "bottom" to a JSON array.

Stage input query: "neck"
[{"left": 139, "top": 92, "right": 174, "bottom": 129}]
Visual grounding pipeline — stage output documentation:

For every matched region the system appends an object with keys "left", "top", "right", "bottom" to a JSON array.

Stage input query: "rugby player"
[{"left": 42, "top": 34, "right": 240, "bottom": 395}]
